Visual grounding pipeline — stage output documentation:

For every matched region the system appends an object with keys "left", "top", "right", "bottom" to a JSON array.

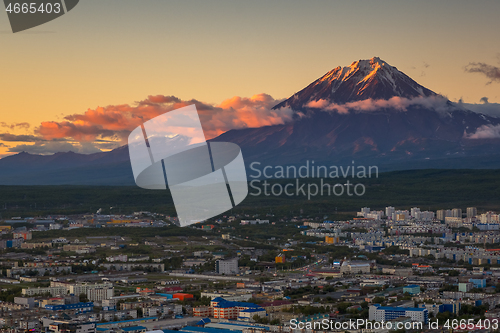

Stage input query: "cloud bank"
[
  {"left": 36, "top": 93, "right": 292, "bottom": 142},
  {"left": 305, "top": 96, "right": 452, "bottom": 114},
  {"left": 3, "top": 94, "right": 294, "bottom": 155},
  {"left": 3, "top": 92, "right": 500, "bottom": 155},
  {"left": 465, "top": 124, "right": 500, "bottom": 139}
]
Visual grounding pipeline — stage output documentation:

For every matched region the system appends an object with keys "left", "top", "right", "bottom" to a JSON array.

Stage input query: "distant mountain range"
[
  {"left": 1, "top": 57, "right": 500, "bottom": 185},
  {"left": 0, "top": 146, "right": 134, "bottom": 185}
]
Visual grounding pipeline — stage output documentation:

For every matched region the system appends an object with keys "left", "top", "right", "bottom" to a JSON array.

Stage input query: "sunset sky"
[{"left": 1, "top": 0, "right": 500, "bottom": 157}]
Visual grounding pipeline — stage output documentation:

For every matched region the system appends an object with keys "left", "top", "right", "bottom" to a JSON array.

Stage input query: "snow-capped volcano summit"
[
  {"left": 214, "top": 57, "right": 500, "bottom": 169},
  {"left": 274, "top": 57, "right": 436, "bottom": 109}
]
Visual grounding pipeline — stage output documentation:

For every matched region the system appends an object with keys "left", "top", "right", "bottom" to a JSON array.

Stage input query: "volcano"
[
  {"left": 214, "top": 57, "right": 500, "bottom": 169},
  {"left": 274, "top": 57, "right": 437, "bottom": 108}
]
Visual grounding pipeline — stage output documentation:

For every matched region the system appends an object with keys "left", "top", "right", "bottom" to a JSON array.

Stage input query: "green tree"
[{"left": 79, "top": 293, "right": 89, "bottom": 302}]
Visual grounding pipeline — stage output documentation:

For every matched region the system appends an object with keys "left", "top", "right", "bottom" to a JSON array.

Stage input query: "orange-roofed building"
[{"left": 173, "top": 293, "right": 194, "bottom": 301}]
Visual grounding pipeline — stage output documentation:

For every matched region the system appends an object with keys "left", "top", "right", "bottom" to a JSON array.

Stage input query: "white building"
[
  {"left": 467, "top": 207, "right": 477, "bottom": 218},
  {"left": 215, "top": 258, "right": 239, "bottom": 275},
  {"left": 392, "top": 210, "right": 410, "bottom": 221},
  {"left": 340, "top": 260, "right": 371, "bottom": 274},
  {"left": 240, "top": 219, "right": 269, "bottom": 225},
  {"left": 452, "top": 208, "right": 462, "bottom": 218},
  {"left": 480, "top": 212, "right": 499, "bottom": 223},
  {"left": 369, "top": 304, "right": 428, "bottom": 324},
  {"left": 386, "top": 207, "right": 395, "bottom": 220},
  {"left": 106, "top": 254, "right": 128, "bottom": 262},
  {"left": 22, "top": 286, "right": 68, "bottom": 297},
  {"left": 87, "top": 286, "right": 114, "bottom": 302},
  {"left": 437, "top": 209, "right": 453, "bottom": 221},
  {"left": 414, "top": 211, "right": 435, "bottom": 222},
  {"left": 367, "top": 211, "right": 384, "bottom": 220},
  {"left": 27, "top": 282, "right": 114, "bottom": 301}
]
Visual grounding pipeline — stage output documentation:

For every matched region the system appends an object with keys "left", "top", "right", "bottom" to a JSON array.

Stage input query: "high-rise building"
[
  {"left": 215, "top": 258, "right": 239, "bottom": 275},
  {"left": 436, "top": 209, "right": 453, "bottom": 221},
  {"left": 386, "top": 207, "right": 395, "bottom": 220},
  {"left": 411, "top": 207, "right": 421, "bottom": 218},
  {"left": 392, "top": 210, "right": 410, "bottom": 221},
  {"left": 357, "top": 207, "right": 371, "bottom": 218},
  {"left": 452, "top": 208, "right": 462, "bottom": 218},
  {"left": 480, "top": 212, "right": 500, "bottom": 223},
  {"left": 466, "top": 207, "right": 477, "bottom": 218},
  {"left": 367, "top": 211, "right": 384, "bottom": 220},
  {"left": 414, "top": 211, "right": 435, "bottom": 222}
]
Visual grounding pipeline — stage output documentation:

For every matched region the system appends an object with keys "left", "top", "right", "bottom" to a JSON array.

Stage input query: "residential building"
[
  {"left": 87, "top": 286, "right": 114, "bottom": 302},
  {"left": 458, "top": 282, "right": 473, "bottom": 293},
  {"left": 403, "top": 285, "right": 420, "bottom": 295},
  {"left": 467, "top": 207, "right": 477, "bottom": 218},
  {"left": 369, "top": 304, "right": 428, "bottom": 324},
  {"left": 469, "top": 278, "right": 486, "bottom": 289},
  {"left": 13, "top": 231, "right": 32, "bottom": 240},
  {"left": 46, "top": 319, "right": 96, "bottom": 333},
  {"left": 452, "top": 208, "right": 463, "bottom": 218},
  {"left": 340, "top": 260, "right": 371, "bottom": 274},
  {"left": 215, "top": 258, "right": 238, "bottom": 275}
]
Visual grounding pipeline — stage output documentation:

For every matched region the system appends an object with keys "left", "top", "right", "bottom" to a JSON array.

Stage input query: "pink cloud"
[{"left": 35, "top": 93, "right": 294, "bottom": 144}]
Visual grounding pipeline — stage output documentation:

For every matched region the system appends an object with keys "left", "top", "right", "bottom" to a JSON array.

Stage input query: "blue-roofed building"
[
  {"left": 45, "top": 302, "right": 93, "bottom": 312},
  {"left": 209, "top": 298, "right": 265, "bottom": 320},
  {"left": 205, "top": 322, "right": 269, "bottom": 331},
  {"left": 193, "top": 298, "right": 267, "bottom": 320},
  {"left": 181, "top": 326, "right": 236, "bottom": 333},
  {"left": 369, "top": 304, "right": 428, "bottom": 324},
  {"left": 119, "top": 326, "right": 146, "bottom": 333},
  {"left": 211, "top": 298, "right": 261, "bottom": 309},
  {"left": 196, "top": 318, "right": 211, "bottom": 326}
]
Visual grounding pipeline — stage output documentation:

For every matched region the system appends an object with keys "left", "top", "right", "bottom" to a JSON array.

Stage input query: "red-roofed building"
[
  {"left": 259, "top": 300, "right": 293, "bottom": 313},
  {"left": 164, "top": 286, "right": 183, "bottom": 293}
]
